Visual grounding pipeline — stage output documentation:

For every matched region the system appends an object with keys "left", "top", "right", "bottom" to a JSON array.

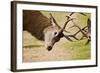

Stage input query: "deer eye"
[{"left": 54, "top": 32, "right": 57, "bottom": 35}]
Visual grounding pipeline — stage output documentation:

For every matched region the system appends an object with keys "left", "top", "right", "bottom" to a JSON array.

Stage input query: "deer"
[{"left": 23, "top": 10, "right": 77, "bottom": 51}]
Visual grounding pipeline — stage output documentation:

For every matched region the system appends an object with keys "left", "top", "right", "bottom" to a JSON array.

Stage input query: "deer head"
[{"left": 43, "top": 13, "right": 74, "bottom": 51}]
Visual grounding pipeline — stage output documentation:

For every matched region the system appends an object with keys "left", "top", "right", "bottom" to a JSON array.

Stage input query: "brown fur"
[{"left": 23, "top": 10, "right": 51, "bottom": 40}]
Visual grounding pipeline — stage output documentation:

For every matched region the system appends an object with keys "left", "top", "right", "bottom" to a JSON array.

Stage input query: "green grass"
[{"left": 62, "top": 39, "right": 91, "bottom": 60}]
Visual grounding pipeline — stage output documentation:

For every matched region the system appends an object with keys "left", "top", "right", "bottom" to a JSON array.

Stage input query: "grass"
[{"left": 62, "top": 39, "right": 91, "bottom": 60}]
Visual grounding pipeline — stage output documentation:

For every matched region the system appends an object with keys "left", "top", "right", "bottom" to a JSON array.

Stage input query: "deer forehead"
[{"left": 43, "top": 26, "right": 60, "bottom": 33}]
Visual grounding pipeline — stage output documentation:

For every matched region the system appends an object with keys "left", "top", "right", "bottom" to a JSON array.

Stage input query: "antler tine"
[
  {"left": 79, "top": 13, "right": 87, "bottom": 16},
  {"left": 87, "top": 18, "right": 91, "bottom": 33},
  {"left": 79, "top": 18, "right": 91, "bottom": 40},
  {"left": 79, "top": 12, "right": 91, "bottom": 34},
  {"left": 62, "top": 12, "right": 75, "bottom": 31},
  {"left": 66, "top": 12, "right": 75, "bottom": 20},
  {"left": 69, "top": 25, "right": 87, "bottom": 32},
  {"left": 60, "top": 18, "right": 75, "bottom": 33},
  {"left": 73, "top": 24, "right": 88, "bottom": 38},
  {"left": 49, "top": 13, "right": 59, "bottom": 26},
  {"left": 67, "top": 25, "right": 88, "bottom": 41},
  {"left": 85, "top": 38, "right": 91, "bottom": 45},
  {"left": 69, "top": 12, "right": 75, "bottom": 16},
  {"left": 63, "top": 35, "right": 73, "bottom": 41},
  {"left": 49, "top": 13, "right": 70, "bottom": 33},
  {"left": 71, "top": 18, "right": 91, "bottom": 44}
]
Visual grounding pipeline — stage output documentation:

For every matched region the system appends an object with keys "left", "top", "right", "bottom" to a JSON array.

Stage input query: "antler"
[
  {"left": 60, "top": 12, "right": 76, "bottom": 33},
  {"left": 59, "top": 12, "right": 79, "bottom": 41},
  {"left": 50, "top": 13, "right": 76, "bottom": 42},
  {"left": 64, "top": 12, "right": 91, "bottom": 44},
  {"left": 49, "top": 13, "right": 70, "bottom": 33},
  {"left": 69, "top": 18, "right": 91, "bottom": 44},
  {"left": 65, "top": 12, "right": 91, "bottom": 44},
  {"left": 66, "top": 12, "right": 74, "bottom": 20},
  {"left": 87, "top": 18, "right": 91, "bottom": 33},
  {"left": 60, "top": 18, "right": 75, "bottom": 33},
  {"left": 49, "top": 13, "right": 59, "bottom": 27},
  {"left": 62, "top": 12, "right": 79, "bottom": 41},
  {"left": 79, "top": 13, "right": 87, "bottom": 16}
]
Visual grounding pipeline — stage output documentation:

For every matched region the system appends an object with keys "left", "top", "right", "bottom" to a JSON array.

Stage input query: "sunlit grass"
[{"left": 62, "top": 39, "right": 91, "bottom": 60}]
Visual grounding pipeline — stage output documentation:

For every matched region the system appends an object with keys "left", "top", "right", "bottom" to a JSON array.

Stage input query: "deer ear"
[
  {"left": 49, "top": 13, "right": 58, "bottom": 27},
  {"left": 50, "top": 17, "right": 56, "bottom": 27}
]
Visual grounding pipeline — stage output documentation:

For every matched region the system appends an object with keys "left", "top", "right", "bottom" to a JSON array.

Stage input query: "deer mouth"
[{"left": 47, "top": 46, "right": 52, "bottom": 51}]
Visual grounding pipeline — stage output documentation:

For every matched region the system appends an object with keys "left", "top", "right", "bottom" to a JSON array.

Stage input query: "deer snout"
[
  {"left": 45, "top": 42, "right": 53, "bottom": 51},
  {"left": 47, "top": 46, "right": 52, "bottom": 51}
]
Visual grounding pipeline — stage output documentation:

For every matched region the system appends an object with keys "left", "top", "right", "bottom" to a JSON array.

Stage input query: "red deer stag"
[{"left": 23, "top": 10, "right": 77, "bottom": 51}]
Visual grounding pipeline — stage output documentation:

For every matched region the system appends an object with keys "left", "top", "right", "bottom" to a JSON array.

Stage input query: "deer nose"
[{"left": 47, "top": 46, "right": 52, "bottom": 51}]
